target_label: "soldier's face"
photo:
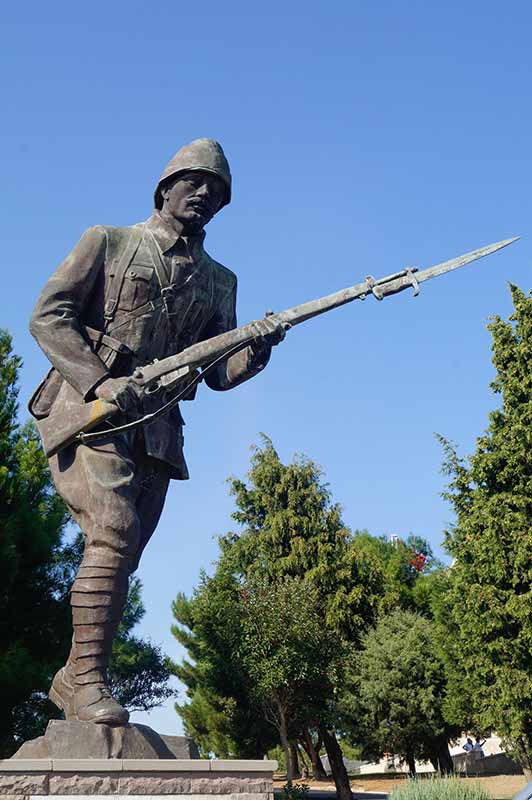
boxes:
[161,170,226,231]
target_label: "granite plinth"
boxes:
[0,757,277,797]
[12,722,199,761]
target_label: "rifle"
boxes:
[39,236,518,458]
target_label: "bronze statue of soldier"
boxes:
[29,139,285,726]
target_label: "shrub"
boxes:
[389,777,490,800]
[278,782,310,800]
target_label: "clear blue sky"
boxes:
[2,1,531,733]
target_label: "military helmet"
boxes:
[154,138,232,210]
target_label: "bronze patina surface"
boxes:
[29,138,284,726]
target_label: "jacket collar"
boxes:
[145,211,206,254]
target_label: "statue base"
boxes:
[0,748,276,798]
[11,720,199,760]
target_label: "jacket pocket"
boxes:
[118,263,155,311]
[28,368,64,419]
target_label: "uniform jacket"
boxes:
[29,212,268,479]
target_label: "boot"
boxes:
[50,564,130,725]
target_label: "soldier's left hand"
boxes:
[251,314,287,348]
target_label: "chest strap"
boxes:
[104,229,144,322]
[145,229,178,317]
[106,296,165,334]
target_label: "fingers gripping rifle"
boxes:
[43,236,518,457]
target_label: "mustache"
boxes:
[187,199,212,215]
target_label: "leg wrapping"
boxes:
[69,569,129,687]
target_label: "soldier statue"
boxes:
[29,139,285,726]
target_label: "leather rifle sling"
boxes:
[145,228,176,316]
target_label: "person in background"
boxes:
[473,737,486,757]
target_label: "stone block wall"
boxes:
[0,758,277,798]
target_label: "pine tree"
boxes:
[438,285,532,774]
[172,569,279,759]
[344,609,458,775]
[0,329,70,756]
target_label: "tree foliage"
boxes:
[221,437,384,643]
[437,284,532,770]
[172,435,449,789]
[352,532,438,618]
[343,609,458,775]
[172,566,279,758]
[239,576,341,782]
[0,329,71,756]
[172,436,387,799]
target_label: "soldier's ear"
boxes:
[160,176,177,203]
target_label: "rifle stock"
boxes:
[38,398,119,457]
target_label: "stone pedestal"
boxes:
[12,721,199,761]
[0,757,277,798]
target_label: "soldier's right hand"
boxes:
[95,377,139,413]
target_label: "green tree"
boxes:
[172,566,279,759]
[353,532,438,617]
[239,576,341,784]
[437,284,532,775]
[172,437,385,800]
[0,329,71,756]
[344,609,458,775]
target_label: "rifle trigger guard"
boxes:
[364,275,383,301]
[132,365,161,395]
[405,267,420,296]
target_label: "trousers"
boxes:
[49,430,170,697]
[50,430,171,574]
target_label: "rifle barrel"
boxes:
[276,281,369,327]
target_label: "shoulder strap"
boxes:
[145,228,172,288]
[144,229,178,317]
[104,227,144,323]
